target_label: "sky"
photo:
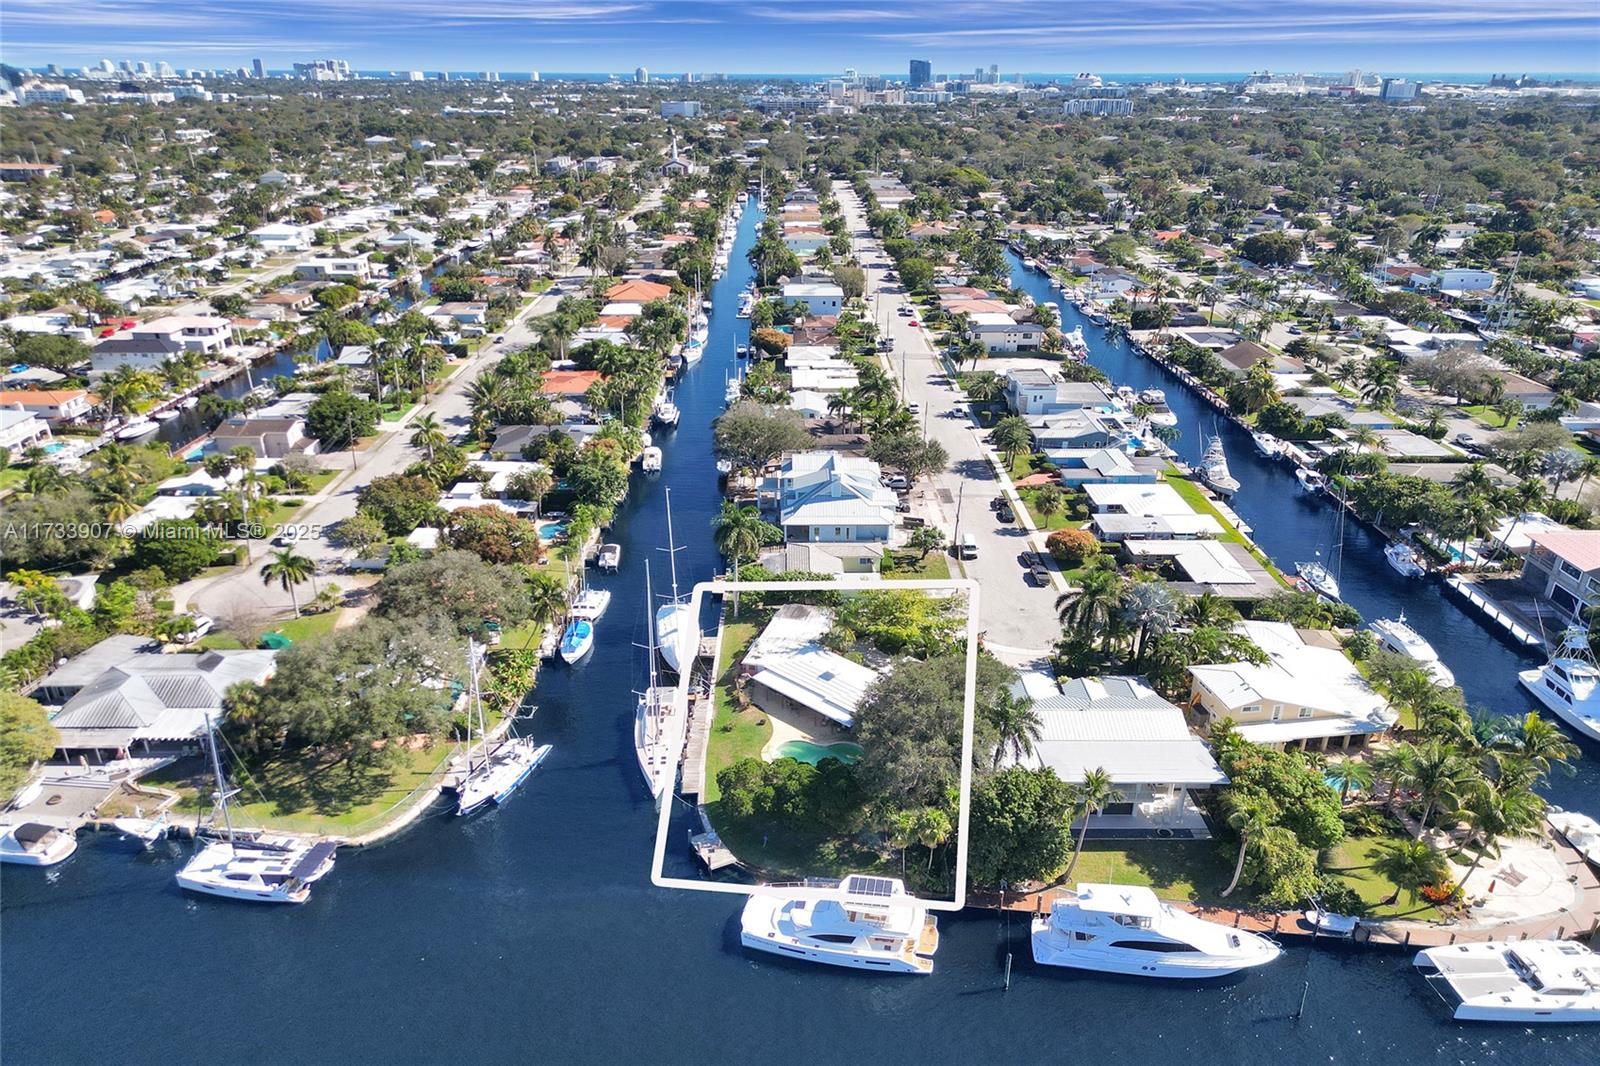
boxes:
[4,0,1598,76]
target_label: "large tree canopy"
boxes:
[373,550,533,634]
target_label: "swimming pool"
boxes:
[776,740,863,766]
[42,442,66,454]
[538,522,567,540]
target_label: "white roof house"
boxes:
[1189,621,1397,751]
[768,451,897,544]
[782,281,844,316]
[741,605,878,728]
[1086,482,1224,541]
[249,222,313,252]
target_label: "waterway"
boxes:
[1,219,1595,1066]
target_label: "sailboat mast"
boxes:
[644,561,659,746]
[202,714,235,842]
[664,488,681,602]
[467,639,487,773]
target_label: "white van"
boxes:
[956,534,978,560]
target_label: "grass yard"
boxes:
[1459,405,1517,430]
[703,615,766,803]
[708,800,898,884]
[1066,840,1243,905]
[1165,468,1290,585]
[1321,833,1445,922]
[143,739,456,833]
[882,550,951,580]
[263,609,342,644]
[1016,486,1078,531]
[0,466,26,495]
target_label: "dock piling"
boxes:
[1004,952,1012,992]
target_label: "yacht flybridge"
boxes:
[1030,883,1281,979]
[1199,436,1240,497]
[1415,941,1600,1022]
[740,875,940,974]
[1518,628,1600,742]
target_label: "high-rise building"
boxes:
[909,59,931,88]
[157,61,175,78]
[252,58,265,78]
[634,67,649,84]
[1380,77,1420,102]
[97,59,115,74]
[135,61,152,75]
[529,71,540,82]
[404,70,424,81]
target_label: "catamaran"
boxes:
[454,640,552,817]
[655,489,698,675]
[1031,883,1281,979]
[1369,614,1455,687]
[635,562,686,800]
[740,875,940,974]
[1199,436,1240,497]
[1415,941,1600,1022]
[175,717,336,904]
[1518,628,1600,742]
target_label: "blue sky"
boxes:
[5,0,1598,75]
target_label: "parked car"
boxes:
[1029,563,1052,587]
[173,613,215,644]
[955,534,979,560]
[885,474,909,490]
[991,495,1007,511]
[906,403,920,415]
[902,515,927,529]
[997,504,1015,524]
[895,498,912,513]
[1452,431,1475,446]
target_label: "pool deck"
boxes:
[759,701,852,762]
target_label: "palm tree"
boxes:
[261,547,316,618]
[1373,742,1419,813]
[1181,589,1238,628]
[1060,768,1122,884]
[1372,839,1451,907]
[1493,478,1546,560]
[1055,568,1125,652]
[712,502,770,608]
[1404,740,1474,839]
[913,807,952,871]
[986,689,1043,770]
[1544,447,1584,499]
[1325,757,1374,804]
[1457,782,1544,891]
[1359,359,1402,409]
[1219,792,1273,897]
[23,464,67,496]
[1450,461,1495,498]
[1493,711,1579,780]
[991,415,1033,470]
[409,412,448,460]
[1121,577,1181,665]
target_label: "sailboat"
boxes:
[655,489,698,675]
[175,717,336,904]
[455,640,552,816]
[1296,554,1341,601]
[559,561,606,663]
[635,562,687,799]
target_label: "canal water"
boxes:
[2,218,1595,1066]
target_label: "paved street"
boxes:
[837,189,1062,661]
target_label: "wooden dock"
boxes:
[679,618,727,799]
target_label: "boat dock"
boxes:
[678,630,726,799]
[689,826,739,871]
[1443,575,1547,650]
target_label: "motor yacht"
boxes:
[653,397,680,427]
[1251,431,1284,458]
[1031,883,1280,978]
[1518,628,1600,742]
[114,418,159,441]
[1115,384,1137,404]
[740,875,939,974]
[558,618,594,664]
[1296,560,1341,601]
[1369,614,1455,687]
[641,446,663,474]
[0,822,78,866]
[1385,541,1427,578]
[1414,941,1600,1022]
[1295,467,1327,494]
[1061,326,1089,359]
[1199,436,1240,497]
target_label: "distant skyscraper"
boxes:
[98,59,115,74]
[405,70,424,81]
[909,59,931,88]
[529,71,540,82]
[635,67,648,84]
[252,58,265,78]
[157,61,175,78]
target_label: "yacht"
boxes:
[153,409,181,422]
[0,822,78,866]
[1061,326,1089,359]
[1518,628,1600,742]
[1369,615,1455,687]
[1547,807,1600,868]
[1414,941,1600,1023]
[1146,405,1178,428]
[570,587,611,621]
[725,377,743,405]
[453,640,552,816]
[736,293,754,319]
[1199,436,1240,497]
[1251,431,1284,458]
[596,543,622,573]
[641,446,663,474]
[635,562,687,799]
[740,875,940,974]
[1031,884,1281,979]
[1138,388,1166,406]
[1384,541,1427,578]
[1295,467,1327,494]
[114,418,159,441]
[1296,560,1341,601]
[175,718,335,904]
[558,618,594,664]
[653,396,680,427]
[654,490,698,675]
[112,811,169,847]
[1115,384,1137,404]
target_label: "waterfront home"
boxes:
[1004,368,1113,417]
[968,312,1045,353]
[211,399,316,459]
[765,451,897,544]
[379,228,436,251]
[1028,410,1122,452]
[130,315,231,355]
[1120,540,1279,600]
[1050,448,1161,487]
[0,404,51,459]
[537,369,604,399]
[1519,529,1600,624]
[1214,341,1303,378]
[0,388,93,425]
[759,542,886,576]
[740,605,878,730]
[1085,482,1225,542]
[605,279,673,304]
[249,222,314,253]
[1006,673,1226,837]
[1188,621,1397,753]
[781,281,844,316]
[433,302,488,326]
[295,254,372,282]
[34,634,277,762]
[488,422,600,460]
[90,333,185,373]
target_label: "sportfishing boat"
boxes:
[1295,467,1326,494]
[641,446,662,474]
[1369,614,1455,687]
[1547,807,1600,868]
[654,489,698,675]
[596,543,622,573]
[635,562,686,800]
[653,394,680,427]
[0,822,78,866]
[558,618,594,664]
[1061,326,1089,359]
[1296,559,1341,601]
[1031,883,1280,979]
[740,874,939,975]
[1199,436,1240,497]
[455,644,552,816]
[1251,431,1284,458]
[153,409,181,422]
[1385,541,1427,578]
[1414,941,1600,1023]
[175,718,335,904]
[1518,628,1600,742]
[570,587,611,621]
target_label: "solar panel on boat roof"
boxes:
[844,875,894,897]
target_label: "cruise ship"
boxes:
[740,875,939,974]
[1031,884,1281,979]
[1415,941,1600,1022]
[1518,628,1600,742]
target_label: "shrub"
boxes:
[1046,527,1100,567]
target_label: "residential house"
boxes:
[968,312,1045,353]
[1084,481,1225,542]
[295,254,372,282]
[1215,340,1303,378]
[249,222,313,253]
[1189,621,1397,752]
[1520,529,1600,624]
[0,404,51,458]
[0,388,93,425]
[1050,448,1160,487]
[766,451,897,544]
[1029,410,1124,455]
[379,228,436,251]
[740,605,878,729]
[130,315,230,355]
[1004,368,1112,416]
[91,333,185,373]
[781,281,844,316]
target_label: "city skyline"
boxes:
[3,0,1597,75]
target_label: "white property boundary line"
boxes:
[650,577,981,913]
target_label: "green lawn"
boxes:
[1164,468,1290,586]
[703,615,766,803]
[1459,405,1517,429]
[882,550,951,580]
[1016,486,1078,531]
[1067,840,1244,905]
[299,470,340,494]
[1321,833,1446,922]
[263,609,342,644]
[142,740,456,834]
[496,619,552,652]
[0,467,26,495]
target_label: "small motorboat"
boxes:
[1384,541,1427,578]
[0,822,77,866]
[716,458,734,478]
[558,619,594,664]
[178,396,200,410]
[1251,431,1284,458]
[1303,900,1359,939]
[641,446,663,474]
[597,543,622,573]
[653,399,680,427]
[1296,560,1341,601]
[112,811,169,847]
[1295,467,1326,494]
[153,409,181,422]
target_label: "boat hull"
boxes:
[1030,921,1279,978]
[739,930,931,975]
[1518,670,1600,742]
